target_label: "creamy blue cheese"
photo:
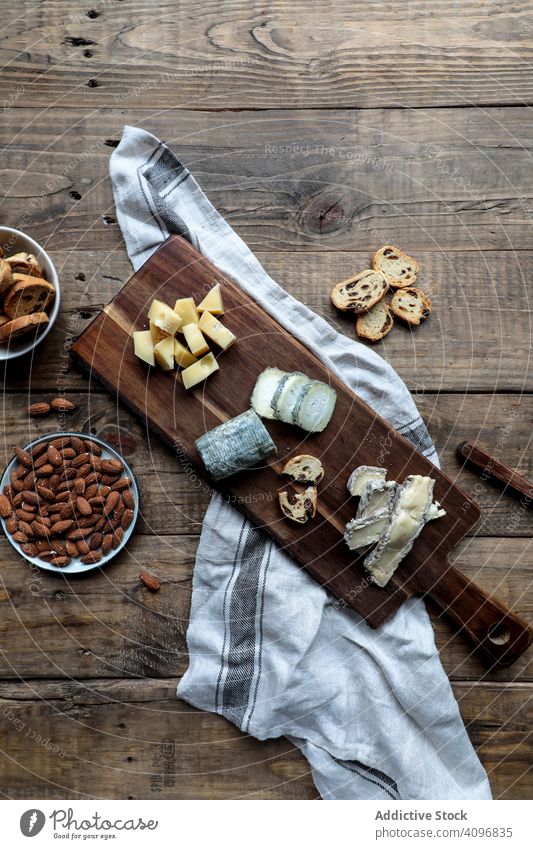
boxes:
[195,409,276,480]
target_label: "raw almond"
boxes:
[120,510,135,530]
[70,436,86,453]
[21,543,38,557]
[21,490,40,505]
[27,402,50,417]
[74,478,85,495]
[76,496,92,516]
[122,490,134,509]
[12,530,28,543]
[76,539,90,556]
[47,444,62,466]
[22,471,36,489]
[85,484,98,499]
[90,533,103,551]
[0,494,11,518]
[80,552,101,565]
[104,491,120,513]
[18,520,34,537]
[50,540,67,556]
[50,437,71,450]
[50,397,77,412]
[65,541,78,557]
[35,464,54,477]
[140,572,160,592]
[66,527,92,540]
[16,508,35,523]
[13,446,32,467]
[111,477,132,492]
[101,458,123,474]
[32,522,50,538]
[6,516,17,533]
[101,533,113,555]
[36,486,55,502]
[31,442,48,458]
[48,556,70,567]
[84,439,102,455]
[71,452,91,468]
[50,520,74,535]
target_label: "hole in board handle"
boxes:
[487,623,511,646]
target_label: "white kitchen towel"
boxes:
[110,126,491,800]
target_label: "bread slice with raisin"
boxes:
[371,245,419,288]
[282,455,324,485]
[356,299,393,342]
[3,274,55,320]
[390,287,431,326]
[331,269,388,314]
[278,486,317,523]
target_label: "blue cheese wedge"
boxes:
[363,475,435,587]
[195,409,276,480]
[347,466,387,497]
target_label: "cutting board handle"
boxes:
[427,564,532,666]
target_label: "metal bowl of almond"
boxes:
[0,432,139,574]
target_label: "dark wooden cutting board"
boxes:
[72,235,532,666]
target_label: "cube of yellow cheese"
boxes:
[182,322,210,357]
[149,320,168,345]
[174,338,197,369]
[181,352,219,390]
[147,299,182,335]
[174,297,199,327]
[198,311,236,350]
[197,283,224,316]
[153,335,176,371]
[133,330,155,366]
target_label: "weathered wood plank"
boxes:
[0,534,530,681]
[2,391,533,538]
[2,2,533,109]
[3,248,533,393]
[3,107,533,252]
[0,678,530,799]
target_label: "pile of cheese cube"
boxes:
[132,283,236,389]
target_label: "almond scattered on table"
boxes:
[139,571,161,592]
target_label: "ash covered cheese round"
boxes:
[195,409,276,480]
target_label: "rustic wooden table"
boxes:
[0,1,532,800]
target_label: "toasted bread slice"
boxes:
[331,269,388,314]
[390,287,431,326]
[371,245,419,288]
[282,455,324,485]
[0,259,13,295]
[0,311,49,342]
[3,274,55,319]
[356,299,394,342]
[5,252,43,278]
[278,486,317,524]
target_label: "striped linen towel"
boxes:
[110,126,491,800]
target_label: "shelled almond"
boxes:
[1,437,136,568]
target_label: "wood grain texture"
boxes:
[3,107,533,254]
[0,678,530,799]
[0,533,530,682]
[4,247,533,394]
[3,390,533,539]
[1,0,531,798]
[71,235,531,663]
[2,2,533,109]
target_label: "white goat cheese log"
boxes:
[251,368,336,433]
[195,409,276,480]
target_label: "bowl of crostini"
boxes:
[0,226,60,361]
